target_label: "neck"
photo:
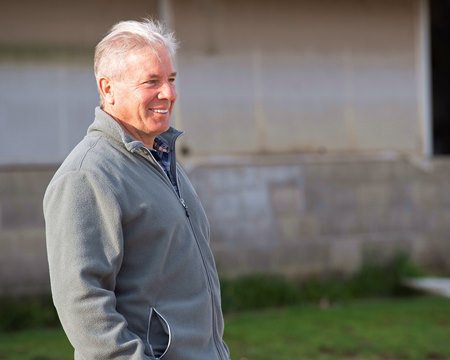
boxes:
[103,109,156,148]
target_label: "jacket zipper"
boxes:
[164,135,226,359]
[142,148,189,215]
[177,179,227,360]
[140,146,226,359]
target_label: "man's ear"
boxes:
[98,77,114,105]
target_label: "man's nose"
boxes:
[158,82,176,101]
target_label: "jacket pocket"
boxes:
[147,307,172,359]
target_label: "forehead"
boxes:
[124,46,175,77]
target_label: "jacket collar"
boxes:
[89,107,183,153]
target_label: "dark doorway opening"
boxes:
[430,0,450,155]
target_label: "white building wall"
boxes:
[174,0,424,157]
[0,0,426,164]
[0,63,98,165]
[0,0,158,165]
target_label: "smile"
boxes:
[151,108,169,114]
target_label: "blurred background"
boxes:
[1,0,450,295]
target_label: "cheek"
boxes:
[116,90,133,108]
[143,90,158,102]
[170,89,177,107]
[172,86,177,100]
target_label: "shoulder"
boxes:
[45,135,125,200]
[54,132,130,177]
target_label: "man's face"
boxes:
[106,45,177,146]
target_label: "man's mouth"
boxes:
[150,108,169,114]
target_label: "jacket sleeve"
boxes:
[44,170,150,360]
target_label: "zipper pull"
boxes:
[180,198,190,217]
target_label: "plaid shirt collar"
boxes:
[152,136,170,154]
[149,136,171,173]
[148,136,179,194]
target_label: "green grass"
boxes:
[225,296,450,360]
[0,296,448,360]
[220,254,426,314]
[0,328,72,360]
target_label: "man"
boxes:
[44,19,230,360]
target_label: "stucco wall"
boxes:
[174,0,423,156]
[0,0,425,166]
[0,0,158,46]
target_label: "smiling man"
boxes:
[44,19,230,360]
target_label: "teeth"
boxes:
[152,109,168,114]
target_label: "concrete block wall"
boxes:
[188,155,450,278]
[1,155,450,294]
[0,168,54,295]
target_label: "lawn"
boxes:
[0,296,448,360]
[225,296,450,360]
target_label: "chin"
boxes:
[153,124,171,137]
[161,120,171,131]
[145,117,170,132]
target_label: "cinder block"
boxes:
[329,238,362,274]
[270,183,304,214]
[0,229,49,295]
[275,215,301,244]
[1,197,45,229]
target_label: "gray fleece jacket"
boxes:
[44,108,230,360]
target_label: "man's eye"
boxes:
[169,77,176,83]
[146,80,159,86]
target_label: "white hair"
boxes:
[94,18,178,103]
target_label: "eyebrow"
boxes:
[147,72,177,78]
